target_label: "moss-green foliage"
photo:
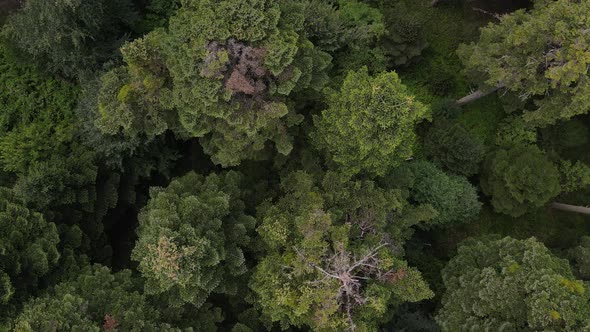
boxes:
[0,187,59,321]
[424,120,485,176]
[312,67,427,177]
[12,265,185,331]
[458,0,590,126]
[436,236,590,331]
[0,43,79,175]
[251,171,433,331]
[2,0,136,78]
[481,145,561,217]
[132,171,256,307]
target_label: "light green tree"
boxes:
[250,171,433,331]
[312,67,427,177]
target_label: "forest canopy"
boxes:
[2,0,590,331]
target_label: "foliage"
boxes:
[251,171,433,331]
[559,160,590,194]
[0,188,59,319]
[481,144,561,217]
[312,67,427,177]
[436,236,590,331]
[132,171,256,307]
[423,120,485,176]
[12,265,183,331]
[2,0,136,78]
[0,43,79,174]
[390,161,481,229]
[135,0,180,33]
[97,0,332,167]
[458,0,590,126]
[568,236,590,280]
[380,1,428,67]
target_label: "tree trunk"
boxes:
[550,202,590,216]
[456,84,505,106]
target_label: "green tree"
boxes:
[423,120,485,177]
[481,145,561,217]
[568,236,590,280]
[457,0,590,126]
[404,161,481,229]
[97,0,332,167]
[0,187,59,320]
[2,0,136,78]
[250,171,433,331]
[131,171,256,307]
[436,236,590,331]
[13,265,184,331]
[312,67,427,176]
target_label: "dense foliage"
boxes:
[2,0,590,331]
[437,236,590,331]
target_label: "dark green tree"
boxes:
[457,0,590,126]
[131,171,256,307]
[436,236,590,331]
[423,120,485,177]
[312,67,427,177]
[0,187,59,321]
[250,171,433,331]
[568,236,590,280]
[405,161,481,229]
[481,145,561,217]
[12,265,186,331]
[2,0,136,78]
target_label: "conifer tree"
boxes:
[0,187,59,321]
[132,171,256,307]
[437,236,590,331]
[312,67,427,177]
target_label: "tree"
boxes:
[312,67,427,177]
[12,265,186,331]
[481,144,561,217]
[423,120,485,176]
[131,171,256,307]
[250,171,433,331]
[568,236,590,280]
[457,0,590,126]
[404,161,481,229]
[436,236,590,331]
[2,0,136,78]
[0,187,59,321]
[97,0,332,167]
